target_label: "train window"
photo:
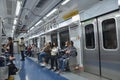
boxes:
[40,37,45,48]
[102,18,117,49]
[60,30,70,49]
[85,24,95,49]
[51,33,57,44]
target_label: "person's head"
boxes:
[52,42,57,47]
[20,37,24,42]
[48,42,52,47]
[45,43,50,47]
[32,44,35,47]
[21,37,24,40]
[7,37,13,42]
[65,41,70,47]
[70,41,74,46]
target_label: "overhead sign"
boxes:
[63,10,79,20]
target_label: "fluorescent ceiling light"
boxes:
[46,8,58,17]
[115,14,120,17]
[30,27,34,30]
[118,0,120,6]
[13,26,16,30]
[12,30,14,33]
[61,0,70,5]
[16,1,21,16]
[35,20,42,26]
[13,19,17,25]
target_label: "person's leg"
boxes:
[45,54,51,64]
[61,59,66,71]
[55,56,59,70]
[29,51,32,57]
[58,58,63,71]
[39,52,46,63]
[50,56,54,69]
[21,51,25,60]
[11,53,14,57]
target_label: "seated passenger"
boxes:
[39,43,51,66]
[58,41,77,73]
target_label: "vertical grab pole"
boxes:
[0,18,2,56]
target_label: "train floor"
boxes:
[13,54,109,80]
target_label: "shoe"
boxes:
[40,63,46,66]
[56,70,62,74]
[54,69,59,72]
[49,68,54,70]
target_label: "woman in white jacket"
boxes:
[49,42,59,71]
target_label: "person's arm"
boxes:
[6,42,9,47]
[5,42,10,50]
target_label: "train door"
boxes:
[82,19,100,75]
[82,12,120,80]
[59,29,70,49]
[98,12,120,80]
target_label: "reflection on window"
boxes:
[85,24,95,49]
[102,18,117,49]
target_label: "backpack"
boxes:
[70,47,78,57]
[71,51,77,57]
[8,63,18,75]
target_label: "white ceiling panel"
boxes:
[0,0,104,38]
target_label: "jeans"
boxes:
[39,52,46,63]
[59,57,68,71]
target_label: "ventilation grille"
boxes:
[36,0,48,8]
[6,0,12,15]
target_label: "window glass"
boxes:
[102,18,117,49]
[85,24,95,49]
[60,30,70,49]
[51,33,57,44]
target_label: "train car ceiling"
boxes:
[0,0,108,38]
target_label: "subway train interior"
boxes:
[0,0,120,80]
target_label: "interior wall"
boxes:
[69,21,83,67]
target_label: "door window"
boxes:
[102,18,117,49]
[85,24,95,49]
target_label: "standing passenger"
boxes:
[6,37,14,57]
[19,37,25,61]
[49,42,59,71]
